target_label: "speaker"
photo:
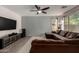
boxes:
[21,29,26,38]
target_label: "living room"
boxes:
[0,5,79,53]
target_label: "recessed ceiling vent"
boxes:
[61,6,67,9]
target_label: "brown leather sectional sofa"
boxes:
[45,30,79,40]
[30,30,79,53]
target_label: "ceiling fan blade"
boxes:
[42,7,50,10]
[35,5,40,10]
[42,11,47,14]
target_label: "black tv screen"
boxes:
[0,17,16,30]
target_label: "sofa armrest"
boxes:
[45,33,61,40]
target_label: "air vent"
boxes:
[61,6,67,8]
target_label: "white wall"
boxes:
[22,16,52,36]
[0,6,21,37]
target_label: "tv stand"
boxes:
[0,33,21,49]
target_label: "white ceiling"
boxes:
[2,5,76,16]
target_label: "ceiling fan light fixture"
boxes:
[31,5,50,15]
[37,10,42,13]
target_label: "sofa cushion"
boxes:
[67,32,77,39]
[75,33,79,38]
[63,31,68,37]
[59,31,67,36]
[57,30,62,34]
[65,32,71,38]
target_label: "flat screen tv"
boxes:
[0,17,16,30]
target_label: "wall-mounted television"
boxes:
[0,17,16,30]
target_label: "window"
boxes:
[69,14,79,25]
[64,11,79,32]
[64,16,69,31]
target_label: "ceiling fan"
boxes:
[31,5,50,14]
